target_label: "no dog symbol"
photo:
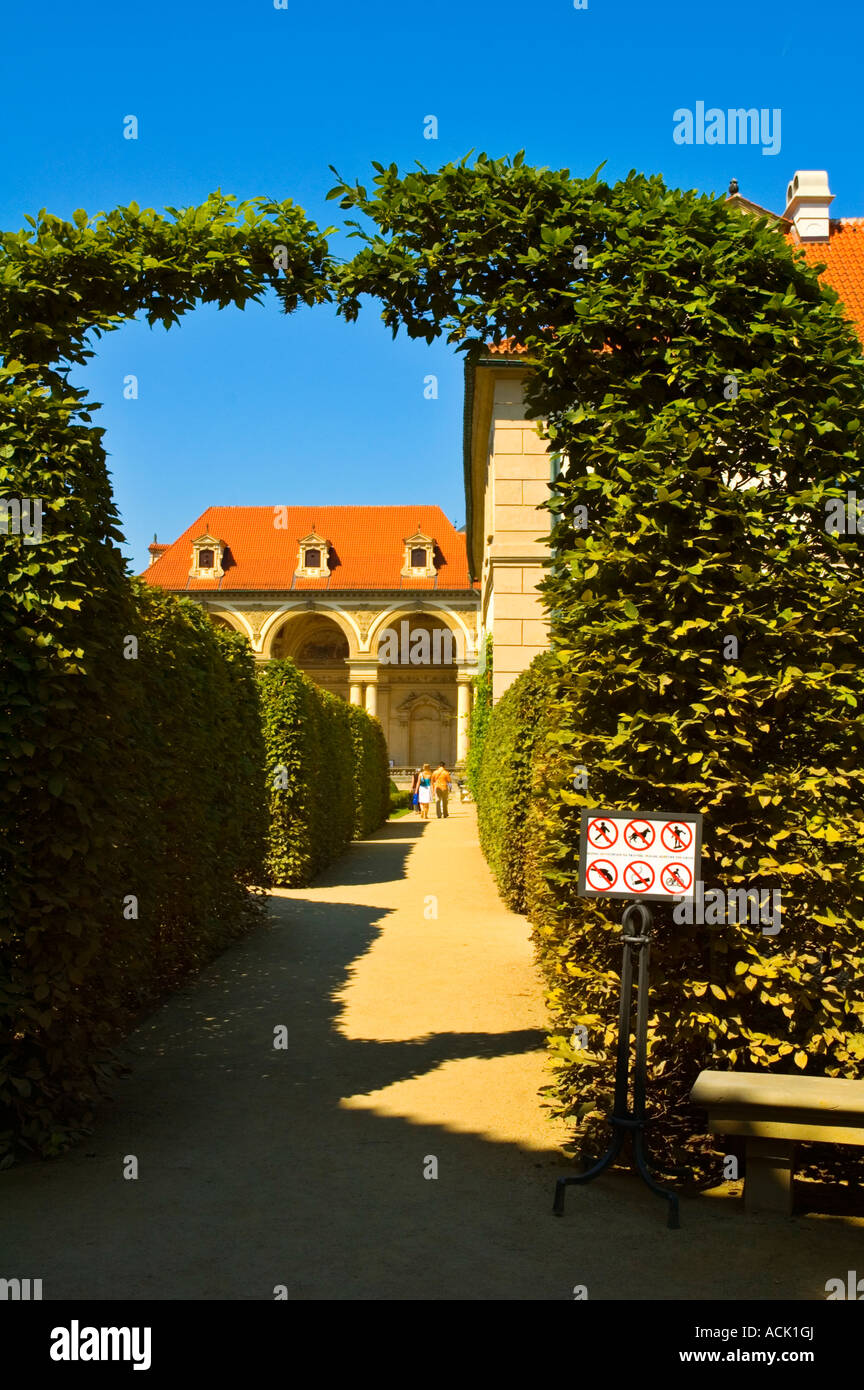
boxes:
[625,818,655,851]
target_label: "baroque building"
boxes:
[141,505,479,767]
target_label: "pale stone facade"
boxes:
[464,354,552,702]
[207,597,478,767]
[142,506,480,768]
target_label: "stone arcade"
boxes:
[142,505,479,767]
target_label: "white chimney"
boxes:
[783,170,834,242]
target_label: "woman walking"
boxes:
[417,763,433,820]
[410,766,421,814]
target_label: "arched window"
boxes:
[304,548,321,569]
[198,548,215,569]
[410,547,427,569]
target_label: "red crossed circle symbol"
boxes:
[661,862,692,892]
[661,820,692,853]
[586,858,617,891]
[625,819,655,851]
[623,861,655,893]
[587,817,618,849]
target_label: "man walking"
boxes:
[433,763,452,819]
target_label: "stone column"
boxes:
[456,677,472,765]
[365,681,378,718]
[350,661,378,712]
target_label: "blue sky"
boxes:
[2,0,862,571]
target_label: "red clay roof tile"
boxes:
[140,506,478,593]
[791,219,864,345]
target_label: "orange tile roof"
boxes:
[790,219,864,345]
[139,505,478,593]
[486,337,531,356]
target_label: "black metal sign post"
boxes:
[552,901,681,1229]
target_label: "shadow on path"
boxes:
[2,818,861,1300]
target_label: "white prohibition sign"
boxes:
[660,861,692,893]
[623,860,655,893]
[586,817,618,849]
[586,858,617,891]
[661,820,693,853]
[624,818,655,851]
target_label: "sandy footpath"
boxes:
[1,805,860,1300]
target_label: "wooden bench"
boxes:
[690,1070,864,1213]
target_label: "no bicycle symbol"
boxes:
[586,858,618,890]
[660,862,692,893]
[586,818,618,849]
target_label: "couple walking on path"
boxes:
[411,762,452,820]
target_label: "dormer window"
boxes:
[189,533,225,579]
[401,530,436,578]
[296,531,331,579]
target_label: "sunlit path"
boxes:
[276,802,568,1151]
[2,806,861,1301]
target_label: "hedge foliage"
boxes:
[465,636,493,800]
[336,155,864,1178]
[349,702,391,838]
[474,655,554,914]
[130,586,269,988]
[0,585,268,1163]
[1,194,331,1161]
[259,661,389,886]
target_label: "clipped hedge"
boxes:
[348,702,390,837]
[0,584,268,1162]
[390,781,412,814]
[474,654,554,912]
[465,636,492,800]
[1,192,332,1162]
[259,661,388,886]
[130,585,269,990]
[474,651,864,1183]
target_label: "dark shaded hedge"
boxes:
[259,661,388,886]
[0,583,268,1163]
[131,586,269,988]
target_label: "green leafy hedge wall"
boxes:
[259,660,389,886]
[0,585,268,1163]
[465,636,493,799]
[474,654,553,912]
[348,702,391,838]
[0,192,333,1162]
